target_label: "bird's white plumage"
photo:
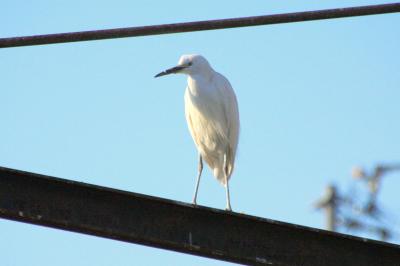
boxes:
[155,54,239,210]
[184,71,239,185]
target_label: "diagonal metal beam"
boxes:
[0,166,399,265]
[1,3,400,48]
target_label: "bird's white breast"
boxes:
[184,71,239,184]
[186,78,222,147]
[185,74,232,171]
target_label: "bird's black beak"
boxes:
[154,65,187,78]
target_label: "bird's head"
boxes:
[155,54,212,78]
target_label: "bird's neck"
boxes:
[187,73,215,96]
[188,67,215,83]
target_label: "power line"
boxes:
[0,3,399,48]
[1,166,400,265]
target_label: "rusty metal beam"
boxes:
[1,3,400,48]
[0,166,399,265]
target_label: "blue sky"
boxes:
[1,1,399,265]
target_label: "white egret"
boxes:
[155,54,239,211]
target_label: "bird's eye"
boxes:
[188,62,193,66]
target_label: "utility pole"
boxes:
[315,184,337,231]
[316,163,399,241]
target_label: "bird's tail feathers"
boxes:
[212,147,235,186]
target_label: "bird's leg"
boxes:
[192,154,203,205]
[224,154,232,211]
